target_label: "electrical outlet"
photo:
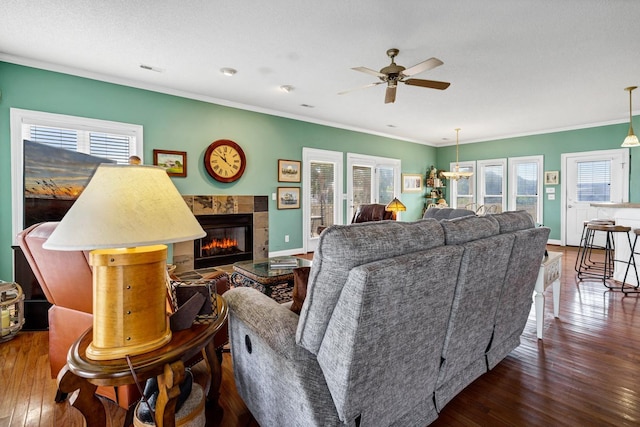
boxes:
[285,235,289,243]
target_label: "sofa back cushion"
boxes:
[316,245,465,425]
[491,210,536,233]
[423,207,475,220]
[296,219,445,354]
[487,222,550,368]
[436,216,513,388]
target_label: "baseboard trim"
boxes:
[269,248,306,258]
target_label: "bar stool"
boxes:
[574,219,615,275]
[577,222,635,290]
[622,228,640,294]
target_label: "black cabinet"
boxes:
[12,246,51,330]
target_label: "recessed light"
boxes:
[280,85,294,93]
[300,104,315,108]
[220,68,237,76]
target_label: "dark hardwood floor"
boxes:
[1,246,639,426]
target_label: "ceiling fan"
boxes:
[339,48,450,103]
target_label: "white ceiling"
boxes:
[1,0,639,147]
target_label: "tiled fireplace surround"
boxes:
[173,195,269,274]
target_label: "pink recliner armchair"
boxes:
[17,222,142,413]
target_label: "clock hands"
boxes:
[213,151,233,167]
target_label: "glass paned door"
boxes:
[309,161,336,238]
[303,148,343,253]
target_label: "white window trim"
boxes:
[477,158,507,213]
[10,108,143,245]
[449,160,476,209]
[508,155,544,223]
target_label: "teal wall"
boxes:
[436,126,640,240]
[0,61,435,281]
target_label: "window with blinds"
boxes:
[28,125,134,164]
[577,160,611,202]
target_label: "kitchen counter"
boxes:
[589,203,640,286]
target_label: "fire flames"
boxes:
[203,238,238,251]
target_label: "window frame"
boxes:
[477,158,507,213]
[449,160,476,209]
[10,108,143,245]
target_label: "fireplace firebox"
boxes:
[194,214,253,268]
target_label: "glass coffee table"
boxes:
[230,257,312,303]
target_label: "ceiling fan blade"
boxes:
[338,81,384,95]
[402,57,443,77]
[404,78,451,90]
[385,86,397,104]
[352,66,386,78]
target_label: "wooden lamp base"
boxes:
[87,245,172,361]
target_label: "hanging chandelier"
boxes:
[621,86,639,148]
[441,128,473,180]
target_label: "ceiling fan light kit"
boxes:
[621,86,639,147]
[340,48,451,103]
[441,128,473,181]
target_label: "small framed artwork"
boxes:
[545,171,559,185]
[277,187,300,209]
[402,173,423,193]
[153,149,187,177]
[278,159,301,182]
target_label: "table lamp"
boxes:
[43,164,205,361]
[385,197,406,220]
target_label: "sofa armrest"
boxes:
[225,287,312,361]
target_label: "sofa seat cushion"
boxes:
[296,219,445,354]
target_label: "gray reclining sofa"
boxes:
[225,211,550,426]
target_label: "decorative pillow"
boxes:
[290,266,311,315]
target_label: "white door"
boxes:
[346,154,400,221]
[303,148,343,253]
[562,149,629,246]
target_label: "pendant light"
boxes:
[621,86,639,148]
[441,128,473,180]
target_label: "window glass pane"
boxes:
[29,126,78,151]
[352,165,372,208]
[90,132,132,164]
[577,160,611,202]
[516,162,538,196]
[310,162,335,237]
[456,166,473,196]
[516,196,538,219]
[484,165,503,196]
[483,196,503,213]
[456,195,474,209]
[378,166,394,205]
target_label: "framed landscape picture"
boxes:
[153,149,187,177]
[278,159,301,182]
[277,187,300,209]
[402,173,423,193]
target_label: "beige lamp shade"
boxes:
[43,164,205,250]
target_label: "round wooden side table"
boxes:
[58,296,228,427]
